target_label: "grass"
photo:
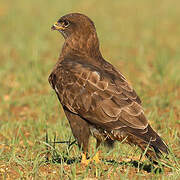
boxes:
[0,0,180,179]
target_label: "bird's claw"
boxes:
[81,152,100,165]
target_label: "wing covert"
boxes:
[49,58,148,131]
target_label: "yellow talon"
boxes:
[92,151,100,164]
[81,153,90,165]
[81,151,101,165]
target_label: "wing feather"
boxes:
[49,58,148,131]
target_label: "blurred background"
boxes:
[0,0,180,178]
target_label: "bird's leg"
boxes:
[85,138,101,164]
[81,139,101,165]
[92,139,101,163]
[81,137,90,165]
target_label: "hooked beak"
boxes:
[51,22,65,31]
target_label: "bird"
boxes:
[49,13,168,164]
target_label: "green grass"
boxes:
[0,0,180,179]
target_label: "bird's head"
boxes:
[51,13,96,39]
[51,13,101,58]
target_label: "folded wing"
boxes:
[49,58,148,131]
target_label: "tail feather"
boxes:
[146,125,168,154]
[127,124,168,158]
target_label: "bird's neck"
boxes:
[60,33,103,60]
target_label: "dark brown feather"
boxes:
[49,13,168,159]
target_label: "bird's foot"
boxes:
[92,151,100,164]
[81,151,100,165]
[81,153,90,165]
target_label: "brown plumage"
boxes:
[49,13,168,160]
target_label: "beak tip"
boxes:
[51,25,56,31]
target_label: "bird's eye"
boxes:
[63,20,70,27]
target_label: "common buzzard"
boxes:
[49,13,168,164]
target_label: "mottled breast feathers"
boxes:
[49,58,147,131]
